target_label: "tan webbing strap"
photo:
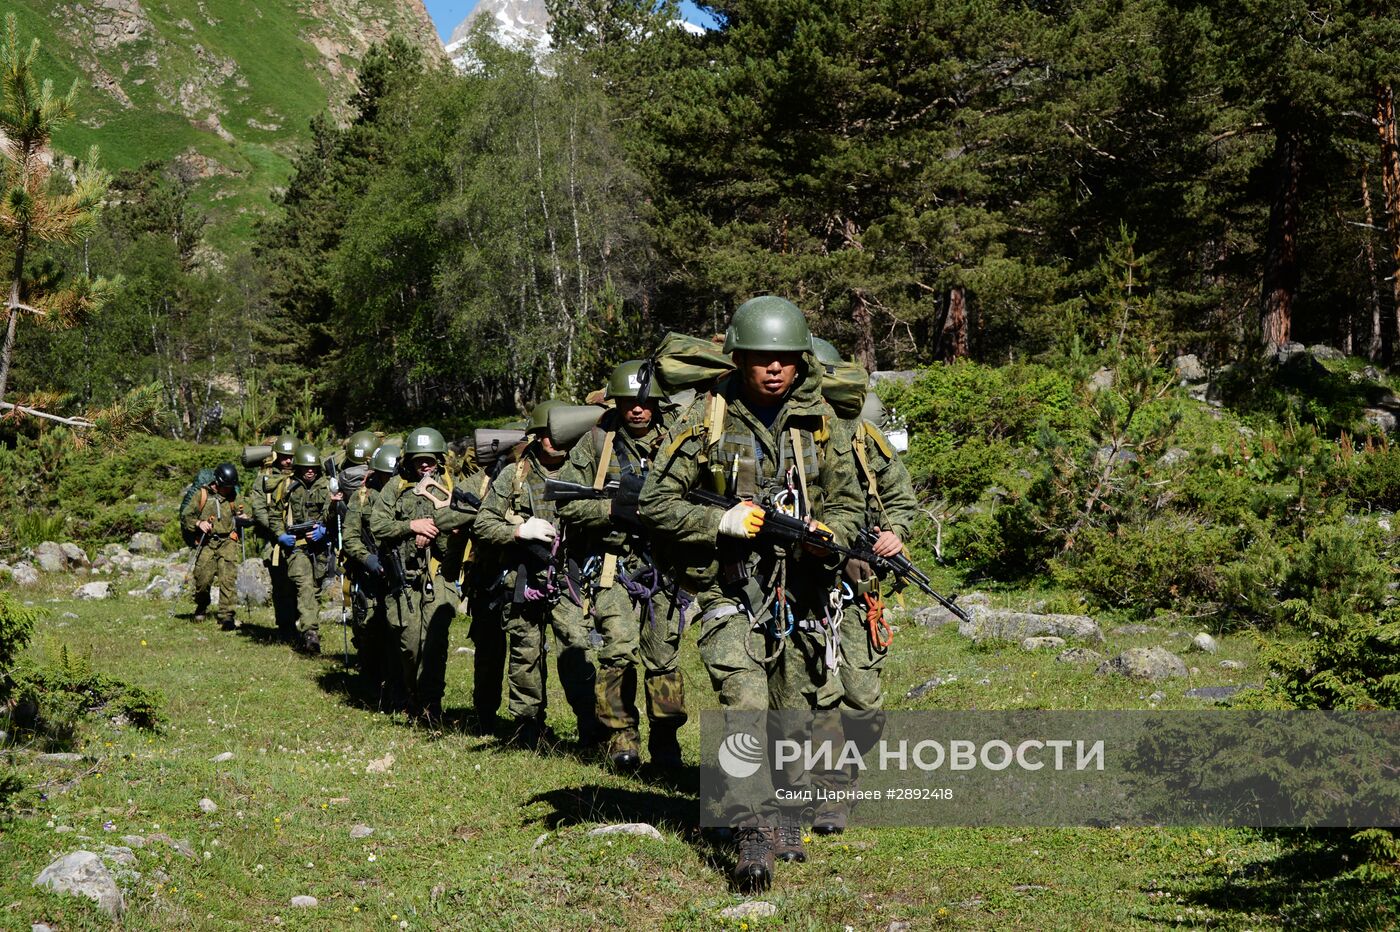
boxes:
[593,430,616,490]
[705,393,728,493]
[461,472,493,566]
[789,427,812,519]
[853,428,880,499]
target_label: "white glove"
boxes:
[718,502,765,539]
[516,517,557,543]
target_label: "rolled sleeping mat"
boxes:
[241,445,273,468]
[547,404,606,450]
[474,428,526,466]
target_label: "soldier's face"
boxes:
[412,456,437,477]
[299,466,318,483]
[622,400,654,433]
[738,351,801,403]
[276,454,292,470]
[538,434,564,459]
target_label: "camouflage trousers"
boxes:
[348,571,396,694]
[591,579,687,743]
[265,557,299,638]
[386,572,457,711]
[192,538,238,625]
[467,597,507,726]
[285,547,328,634]
[504,597,598,740]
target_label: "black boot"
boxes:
[732,826,775,892]
[773,814,807,863]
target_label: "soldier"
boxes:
[805,338,920,835]
[474,400,600,750]
[272,444,341,655]
[369,428,475,724]
[459,447,510,735]
[342,443,398,702]
[557,361,689,770]
[181,462,243,630]
[639,296,864,890]
[248,433,300,640]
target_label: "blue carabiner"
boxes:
[771,597,794,639]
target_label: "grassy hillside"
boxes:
[11,0,441,252]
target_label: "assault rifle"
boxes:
[685,488,854,558]
[854,527,970,623]
[543,478,620,502]
[543,475,645,528]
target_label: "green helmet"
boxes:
[293,444,321,468]
[723,295,812,354]
[606,359,668,402]
[370,443,401,475]
[527,399,567,434]
[273,433,299,458]
[345,430,378,466]
[811,337,843,368]
[403,427,447,458]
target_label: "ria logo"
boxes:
[717,731,764,779]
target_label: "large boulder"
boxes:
[1172,354,1207,383]
[127,532,162,554]
[33,542,67,573]
[959,608,1103,644]
[59,542,89,568]
[32,850,125,916]
[74,582,111,601]
[1096,647,1188,681]
[11,562,40,587]
[236,558,270,606]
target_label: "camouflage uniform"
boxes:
[343,482,393,690]
[270,475,335,636]
[369,472,474,715]
[180,485,240,627]
[473,447,598,741]
[557,411,688,760]
[459,463,508,730]
[248,468,299,637]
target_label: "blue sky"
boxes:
[422,1,716,42]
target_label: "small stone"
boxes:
[1219,660,1245,671]
[36,752,84,765]
[588,822,663,841]
[210,751,234,763]
[365,753,395,774]
[32,851,125,916]
[99,845,137,867]
[147,833,196,859]
[1191,632,1219,654]
[1089,367,1115,392]
[455,646,473,654]
[904,676,943,700]
[1148,691,1165,703]
[349,824,374,839]
[120,835,146,849]
[33,923,54,932]
[533,833,549,849]
[720,901,777,920]
[1020,636,1065,651]
[198,798,218,814]
[290,895,318,908]
[1056,647,1104,665]
[1157,447,1192,467]
[74,581,111,601]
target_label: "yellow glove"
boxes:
[719,502,766,538]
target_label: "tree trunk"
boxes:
[1260,123,1303,348]
[851,288,876,371]
[1378,85,1400,359]
[0,227,31,404]
[1360,162,1383,360]
[942,285,970,360]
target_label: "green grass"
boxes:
[2,578,1398,929]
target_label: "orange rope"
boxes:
[865,592,892,650]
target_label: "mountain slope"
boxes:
[10,0,443,251]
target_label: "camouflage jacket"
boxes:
[557,409,668,556]
[368,469,474,582]
[473,446,569,591]
[180,486,239,541]
[840,416,919,542]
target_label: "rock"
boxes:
[1097,647,1188,681]
[36,752,84,765]
[33,924,54,932]
[1021,636,1065,651]
[32,851,124,916]
[959,608,1103,644]
[318,607,339,623]
[120,835,146,849]
[365,753,395,774]
[198,798,218,814]
[99,844,137,867]
[720,901,777,920]
[914,605,962,628]
[33,542,68,573]
[588,822,663,840]
[235,558,270,606]
[1219,660,1246,671]
[1111,624,1155,636]
[210,751,234,763]
[1185,685,1248,703]
[146,833,196,859]
[905,676,943,699]
[1089,367,1115,392]
[1148,691,1165,702]
[1056,647,1104,665]
[1191,632,1219,654]
[290,895,318,908]
[1157,447,1191,468]
[1360,365,1383,382]
[1270,341,1307,364]
[1364,408,1397,433]
[11,562,39,587]
[75,581,111,601]
[1172,354,1207,383]
[131,556,165,576]
[1307,343,1345,361]
[127,532,162,554]
[349,824,374,839]
[60,542,89,567]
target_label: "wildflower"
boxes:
[368,854,377,863]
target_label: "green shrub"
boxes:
[1334,442,1400,513]
[0,592,40,679]
[10,644,165,733]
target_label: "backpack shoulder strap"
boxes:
[593,430,617,490]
